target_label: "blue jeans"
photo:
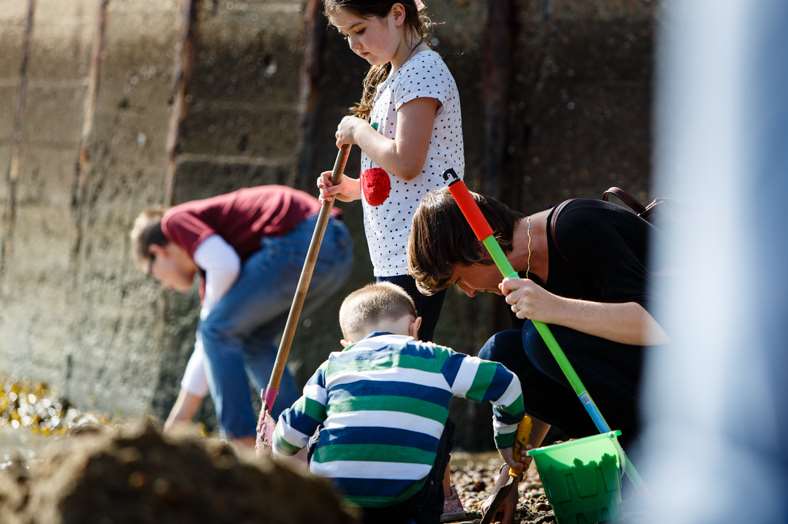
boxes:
[479,321,647,446]
[200,215,353,438]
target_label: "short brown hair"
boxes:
[129,208,168,270]
[339,282,417,340]
[408,188,524,295]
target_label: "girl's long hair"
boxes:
[324,1,433,120]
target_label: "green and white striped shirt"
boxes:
[273,332,525,508]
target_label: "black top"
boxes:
[523,199,656,311]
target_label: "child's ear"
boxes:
[149,243,166,257]
[339,338,352,348]
[390,2,406,26]
[408,316,423,339]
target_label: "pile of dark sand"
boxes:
[0,421,358,524]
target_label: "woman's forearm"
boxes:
[164,389,204,431]
[552,298,669,346]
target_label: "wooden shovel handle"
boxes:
[262,144,351,411]
[329,144,351,184]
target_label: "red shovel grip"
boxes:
[442,169,493,240]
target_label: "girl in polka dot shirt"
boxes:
[318,0,465,343]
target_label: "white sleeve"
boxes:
[193,234,241,312]
[181,337,209,397]
[185,235,239,397]
[393,52,452,110]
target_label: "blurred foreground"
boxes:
[0,418,357,524]
[1,379,560,524]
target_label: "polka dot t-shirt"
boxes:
[360,49,465,277]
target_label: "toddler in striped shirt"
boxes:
[273,282,525,524]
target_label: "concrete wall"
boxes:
[0,0,655,448]
[0,0,177,415]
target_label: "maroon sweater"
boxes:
[162,185,332,261]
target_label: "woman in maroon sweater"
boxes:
[130,185,353,446]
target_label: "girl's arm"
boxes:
[500,278,669,346]
[337,97,439,181]
[317,171,361,203]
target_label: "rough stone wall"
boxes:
[0,0,178,415]
[0,0,655,449]
[512,0,655,207]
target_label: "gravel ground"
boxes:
[450,452,555,524]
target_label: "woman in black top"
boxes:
[408,188,668,448]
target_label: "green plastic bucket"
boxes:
[527,431,623,524]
